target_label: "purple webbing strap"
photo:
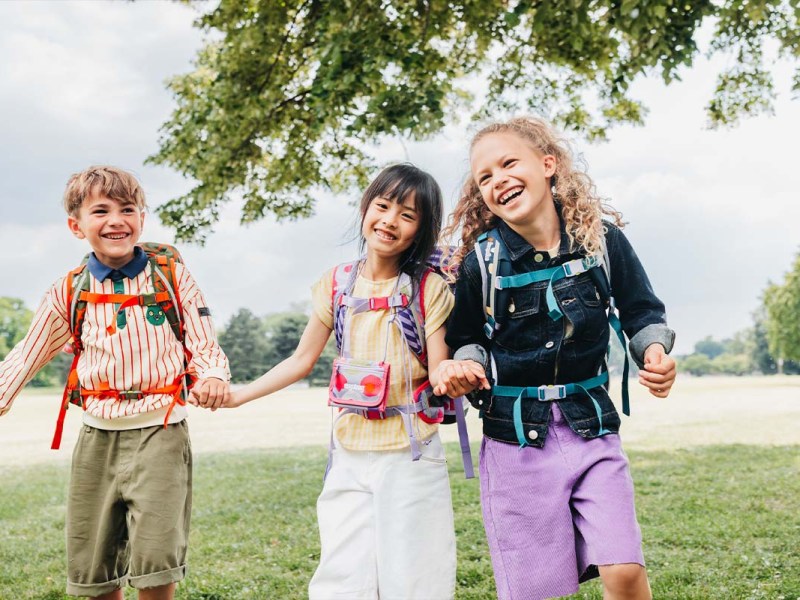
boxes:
[454,396,474,479]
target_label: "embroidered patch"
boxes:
[198,307,211,317]
[146,306,166,326]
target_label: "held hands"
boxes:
[188,377,230,411]
[434,359,491,397]
[638,343,677,398]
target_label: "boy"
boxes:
[0,166,230,599]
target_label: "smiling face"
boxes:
[68,191,144,268]
[470,131,557,228]
[361,192,420,265]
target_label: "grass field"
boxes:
[1,442,798,599]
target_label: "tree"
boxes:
[0,297,33,356]
[763,251,800,367]
[150,0,799,242]
[694,335,726,360]
[265,312,307,365]
[679,353,713,376]
[219,308,273,383]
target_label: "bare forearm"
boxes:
[234,354,315,405]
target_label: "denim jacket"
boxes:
[445,218,675,446]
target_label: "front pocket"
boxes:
[494,284,549,352]
[328,358,390,411]
[558,279,607,342]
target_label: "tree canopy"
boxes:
[763,251,800,365]
[150,0,798,241]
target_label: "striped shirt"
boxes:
[0,261,229,430]
[312,268,454,451]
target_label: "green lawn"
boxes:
[1,444,798,599]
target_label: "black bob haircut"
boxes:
[358,163,443,283]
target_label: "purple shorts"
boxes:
[480,404,644,600]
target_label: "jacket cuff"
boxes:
[453,344,489,371]
[197,367,230,383]
[453,344,491,410]
[629,324,676,369]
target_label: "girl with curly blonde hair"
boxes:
[435,117,677,600]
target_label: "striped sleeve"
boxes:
[175,263,230,382]
[0,279,72,416]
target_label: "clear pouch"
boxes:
[328,357,391,413]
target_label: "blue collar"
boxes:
[87,246,149,282]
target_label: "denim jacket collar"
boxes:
[495,204,571,262]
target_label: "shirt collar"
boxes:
[87,246,148,282]
[495,204,570,261]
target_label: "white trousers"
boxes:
[308,432,456,600]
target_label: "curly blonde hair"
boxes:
[442,117,623,273]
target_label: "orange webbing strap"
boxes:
[51,353,81,450]
[77,371,192,430]
[78,291,172,335]
[79,292,171,304]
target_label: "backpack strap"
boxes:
[475,229,512,339]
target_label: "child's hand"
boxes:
[434,359,490,397]
[189,377,230,411]
[638,344,676,398]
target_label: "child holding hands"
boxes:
[0,166,230,599]
[439,118,676,600]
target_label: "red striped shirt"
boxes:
[0,262,229,421]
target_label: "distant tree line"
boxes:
[0,298,72,387]
[218,304,337,386]
[678,249,800,376]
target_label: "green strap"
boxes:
[112,279,126,330]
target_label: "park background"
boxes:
[0,1,798,599]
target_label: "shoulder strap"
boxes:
[395,270,428,365]
[67,264,91,352]
[332,260,361,353]
[141,243,184,343]
[474,229,511,339]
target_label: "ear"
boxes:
[139,210,146,228]
[67,215,85,239]
[542,155,557,178]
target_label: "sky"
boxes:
[0,1,798,355]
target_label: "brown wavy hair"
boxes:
[442,117,623,274]
[63,166,147,216]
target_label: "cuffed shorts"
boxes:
[66,421,192,597]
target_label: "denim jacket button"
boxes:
[528,429,539,440]
[545,341,555,349]
[534,253,544,263]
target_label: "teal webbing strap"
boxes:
[608,311,630,416]
[496,256,601,322]
[495,372,610,447]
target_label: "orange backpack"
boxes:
[51,243,197,449]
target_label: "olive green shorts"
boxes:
[66,421,192,597]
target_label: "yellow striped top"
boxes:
[312,267,454,451]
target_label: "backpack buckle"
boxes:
[369,297,389,310]
[537,385,566,401]
[140,293,157,306]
